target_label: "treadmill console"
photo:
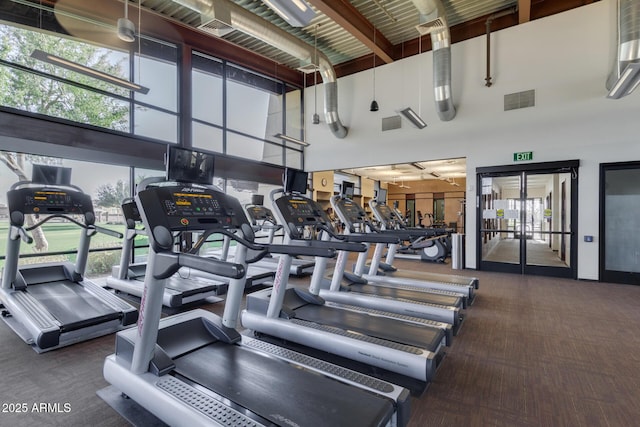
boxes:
[275,195,331,239]
[246,205,277,225]
[335,198,367,226]
[136,184,249,251]
[374,204,396,224]
[7,186,94,226]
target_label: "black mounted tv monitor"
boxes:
[376,188,387,204]
[32,164,72,186]
[341,181,355,199]
[251,194,264,206]
[283,168,308,194]
[166,145,215,185]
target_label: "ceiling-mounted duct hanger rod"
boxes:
[312,24,320,124]
[484,6,517,87]
[371,0,397,22]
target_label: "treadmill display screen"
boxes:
[375,204,395,223]
[247,206,274,222]
[277,197,328,225]
[338,199,366,224]
[162,192,226,217]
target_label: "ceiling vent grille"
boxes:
[382,116,402,131]
[196,3,234,37]
[504,89,535,111]
[198,18,235,37]
[296,63,320,74]
[416,17,447,35]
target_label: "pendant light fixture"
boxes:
[117,0,136,42]
[369,25,379,112]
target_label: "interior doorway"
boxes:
[476,160,578,278]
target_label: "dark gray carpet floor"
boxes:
[1,259,639,426]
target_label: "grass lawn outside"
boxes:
[0,221,148,274]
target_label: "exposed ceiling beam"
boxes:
[308,0,395,63]
[519,0,531,23]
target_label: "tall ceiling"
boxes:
[1,0,598,184]
[19,0,598,83]
[138,0,596,77]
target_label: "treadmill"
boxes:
[365,200,478,305]
[0,165,138,352]
[102,149,410,427]
[243,193,315,276]
[242,171,447,386]
[106,199,227,308]
[328,193,465,334]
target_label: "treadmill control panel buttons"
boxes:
[12,189,88,215]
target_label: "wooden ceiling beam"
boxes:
[335,0,594,79]
[308,0,395,63]
[519,0,531,23]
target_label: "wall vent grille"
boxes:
[382,115,402,131]
[504,89,535,111]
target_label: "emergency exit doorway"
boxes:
[476,160,578,278]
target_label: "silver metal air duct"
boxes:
[172,0,348,138]
[411,0,456,121]
[606,0,640,99]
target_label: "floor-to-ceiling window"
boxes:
[0,2,305,170]
[0,20,178,142]
[0,151,132,278]
[191,52,304,169]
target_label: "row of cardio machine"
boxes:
[0,146,479,426]
[100,147,480,426]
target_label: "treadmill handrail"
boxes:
[15,226,33,244]
[153,252,245,280]
[23,214,123,239]
[191,227,268,256]
[267,242,336,258]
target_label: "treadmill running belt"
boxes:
[26,281,119,330]
[173,342,393,427]
[163,275,219,296]
[349,284,459,306]
[294,304,443,351]
[386,269,473,287]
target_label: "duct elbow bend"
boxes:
[324,81,348,138]
[326,117,348,138]
[437,101,456,121]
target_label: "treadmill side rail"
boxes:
[2,289,60,348]
[242,309,441,382]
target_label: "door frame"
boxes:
[599,161,640,284]
[476,160,579,278]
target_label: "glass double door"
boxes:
[477,161,578,278]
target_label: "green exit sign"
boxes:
[514,151,533,161]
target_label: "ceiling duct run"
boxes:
[411,0,456,121]
[171,0,348,138]
[607,0,640,98]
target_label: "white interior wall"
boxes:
[304,0,640,280]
